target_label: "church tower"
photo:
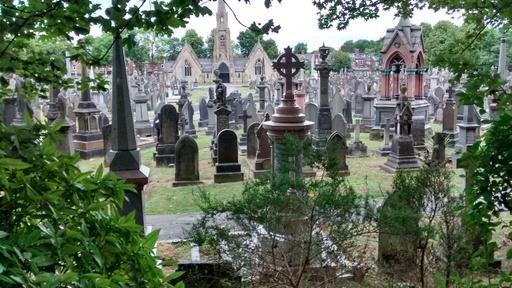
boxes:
[213,0,233,83]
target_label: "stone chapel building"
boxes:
[165,0,274,85]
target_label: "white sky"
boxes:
[94,0,463,51]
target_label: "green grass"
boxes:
[78,123,465,215]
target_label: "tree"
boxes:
[261,38,279,59]
[306,0,512,284]
[82,34,114,66]
[190,135,377,287]
[156,36,183,61]
[0,121,184,287]
[237,29,259,57]
[204,30,215,58]
[339,40,355,52]
[181,29,206,58]
[293,42,308,54]
[330,50,352,72]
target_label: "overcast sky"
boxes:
[94,0,463,51]
[171,0,463,51]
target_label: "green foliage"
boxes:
[340,38,383,53]
[237,28,279,59]
[181,29,206,58]
[0,121,181,287]
[190,135,377,287]
[330,50,352,72]
[293,42,308,54]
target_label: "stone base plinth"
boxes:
[348,141,368,157]
[155,154,175,167]
[172,180,203,187]
[378,145,391,156]
[155,143,175,166]
[214,172,244,183]
[214,163,244,183]
[136,126,154,137]
[73,138,104,160]
[380,153,420,173]
[252,168,270,179]
[333,169,350,177]
[111,165,150,227]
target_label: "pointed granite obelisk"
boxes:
[108,35,149,227]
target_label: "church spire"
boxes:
[216,0,228,29]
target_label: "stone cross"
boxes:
[238,109,252,132]
[446,87,456,99]
[272,46,304,99]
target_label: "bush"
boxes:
[0,121,178,287]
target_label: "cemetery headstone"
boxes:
[154,104,179,166]
[214,129,244,183]
[326,132,350,176]
[173,135,202,187]
[378,118,392,156]
[253,113,272,178]
[198,97,209,128]
[348,119,368,157]
[246,122,259,159]
[411,115,426,150]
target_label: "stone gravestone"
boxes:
[305,102,319,132]
[263,103,275,122]
[411,115,426,150]
[133,84,153,136]
[211,106,231,164]
[238,109,253,155]
[184,101,198,138]
[381,87,420,173]
[245,102,257,127]
[326,132,349,176]
[455,104,481,153]
[431,132,446,164]
[173,134,202,187]
[348,119,368,157]
[442,87,458,146]
[154,104,179,166]
[246,122,259,159]
[332,113,350,139]
[214,129,244,183]
[343,98,353,125]
[206,99,216,135]
[54,92,75,156]
[102,124,112,165]
[198,97,209,128]
[253,113,272,178]
[378,118,392,156]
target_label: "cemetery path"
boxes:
[147,213,202,241]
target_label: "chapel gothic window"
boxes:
[184,60,192,77]
[255,59,263,75]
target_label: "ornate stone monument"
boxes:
[133,82,153,136]
[263,47,313,176]
[73,64,104,159]
[314,45,333,148]
[442,87,458,146]
[381,86,420,173]
[455,104,481,153]
[107,36,149,227]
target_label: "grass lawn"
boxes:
[78,120,465,215]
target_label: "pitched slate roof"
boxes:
[382,17,424,53]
